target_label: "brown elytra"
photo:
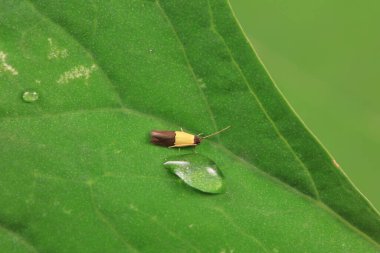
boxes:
[151,131,176,147]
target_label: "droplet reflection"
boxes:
[22,91,39,103]
[163,153,225,194]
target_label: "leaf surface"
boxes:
[0,0,379,252]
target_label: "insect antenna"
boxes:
[202,126,231,139]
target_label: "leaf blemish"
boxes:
[57,64,97,84]
[128,204,138,211]
[333,159,340,169]
[63,207,72,215]
[48,38,69,59]
[0,51,18,75]
[85,178,96,186]
[114,149,122,154]
[197,78,207,89]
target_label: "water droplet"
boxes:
[22,91,39,103]
[163,154,225,194]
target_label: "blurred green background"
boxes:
[229,0,380,210]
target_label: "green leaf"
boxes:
[0,0,379,252]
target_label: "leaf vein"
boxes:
[88,185,140,253]
[129,206,202,253]
[0,224,40,253]
[155,0,220,138]
[210,206,273,253]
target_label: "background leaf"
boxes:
[0,0,379,252]
[229,0,380,211]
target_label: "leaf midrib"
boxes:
[12,0,377,247]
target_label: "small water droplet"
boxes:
[22,91,39,103]
[163,154,225,194]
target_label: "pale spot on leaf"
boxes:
[0,51,18,75]
[114,149,122,154]
[85,178,96,186]
[198,78,207,89]
[57,64,97,84]
[63,207,72,215]
[48,38,69,59]
[333,159,340,169]
[129,204,138,211]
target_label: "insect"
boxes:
[151,126,230,148]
